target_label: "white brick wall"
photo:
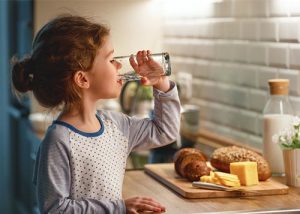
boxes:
[222,20,240,39]
[278,69,300,95]
[249,89,268,112]
[257,66,278,89]
[232,42,249,63]
[260,21,278,41]
[290,0,300,16]
[268,43,289,67]
[163,0,300,151]
[269,0,290,17]
[248,43,268,65]
[240,20,260,40]
[278,19,299,42]
[289,44,300,68]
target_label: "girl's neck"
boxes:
[58,102,100,133]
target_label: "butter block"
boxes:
[230,161,259,186]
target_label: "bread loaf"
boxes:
[174,148,209,181]
[210,146,271,181]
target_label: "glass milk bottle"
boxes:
[263,79,294,175]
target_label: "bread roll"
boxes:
[174,148,207,177]
[210,146,271,181]
[173,148,207,163]
[184,161,211,182]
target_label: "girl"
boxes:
[11,15,180,214]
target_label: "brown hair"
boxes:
[11,14,110,109]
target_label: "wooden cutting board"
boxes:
[144,163,289,199]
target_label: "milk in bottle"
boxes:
[263,79,294,175]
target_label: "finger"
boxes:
[141,196,162,204]
[142,50,148,62]
[140,197,166,210]
[140,196,154,201]
[145,56,164,76]
[129,54,139,72]
[141,201,165,211]
[136,51,144,65]
[137,204,162,213]
[141,77,150,85]
[140,51,148,65]
[145,50,152,64]
[128,209,139,214]
[145,50,152,62]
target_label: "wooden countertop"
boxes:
[123,170,300,214]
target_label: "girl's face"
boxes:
[86,36,122,100]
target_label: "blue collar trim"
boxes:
[53,114,104,137]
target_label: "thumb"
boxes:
[141,77,150,85]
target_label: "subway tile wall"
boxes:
[162,0,300,151]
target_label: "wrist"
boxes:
[153,76,170,92]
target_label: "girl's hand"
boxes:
[124,196,166,214]
[129,50,170,92]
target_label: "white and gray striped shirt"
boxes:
[33,82,180,214]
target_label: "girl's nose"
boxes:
[116,60,122,70]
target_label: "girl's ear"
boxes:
[73,71,90,89]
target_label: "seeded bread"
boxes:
[210,146,271,181]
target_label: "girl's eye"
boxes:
[110,59,116,63]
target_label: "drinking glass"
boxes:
[114,52,171,82]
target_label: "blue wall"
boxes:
[0,0,13,213]
[0,1,34,213]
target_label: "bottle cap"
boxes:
[268,79,289,95]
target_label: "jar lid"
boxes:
[268,79,289,95]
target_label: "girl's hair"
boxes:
[11,14,110,109]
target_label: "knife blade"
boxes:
[192,181,228,191]
[192,181,259,193]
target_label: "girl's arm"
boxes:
[128,81,181,151]
[103,80,181,153]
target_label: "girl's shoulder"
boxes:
[96,109,131,135]
[97,109,129,123]
[41,123,71,148]
[37,123,71,161]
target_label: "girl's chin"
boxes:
[100,90,122,100]
[114,88,122,98]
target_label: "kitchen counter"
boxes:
[122,170,300,214]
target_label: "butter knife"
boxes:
[192,181,259,193]
[192,181,229,191]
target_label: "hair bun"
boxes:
[11,56,34,93]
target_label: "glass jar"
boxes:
[263,79,294,175]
